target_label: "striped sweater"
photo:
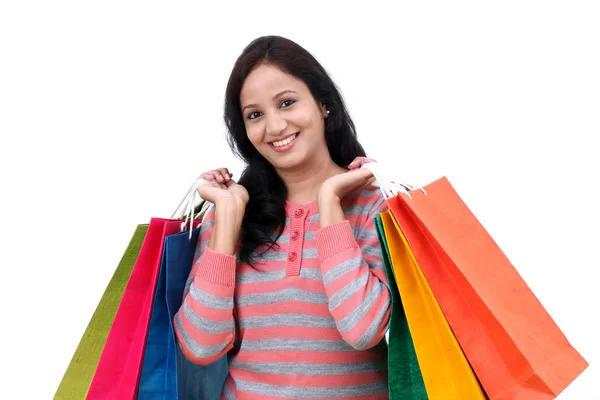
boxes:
[173,185,391,399]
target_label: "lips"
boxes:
[268,132,300,153]
[270,132,299,147]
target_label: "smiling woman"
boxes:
[173,35,391,399]
[240,66,330,167]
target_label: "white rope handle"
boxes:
[171,178,216,239]
[360,162,426,200]
[171,162,420,238]
[195,200,214,222]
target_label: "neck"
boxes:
[277,156,346,205]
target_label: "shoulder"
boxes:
[342,184,388,221]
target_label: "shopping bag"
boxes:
[54,225,148,400]
[138,226,228,399]
[374,215,428,400]
[87,218,184,400]
[383,174,588,399]
[167,229,229,399]
[380,210,485,399]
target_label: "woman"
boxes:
[173,35,391,399]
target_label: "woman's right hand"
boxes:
[197,168,249,207]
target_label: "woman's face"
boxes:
[240,63,329,171]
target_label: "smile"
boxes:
[269,132,299,152]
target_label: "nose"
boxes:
[265,110,288,138]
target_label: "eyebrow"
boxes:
[241,90,298,113]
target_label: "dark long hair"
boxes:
[224,35,366,266]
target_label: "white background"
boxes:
[1,1,598,398]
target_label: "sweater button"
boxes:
[288,252,297,261]
[291,231,299,240]
[294,208,304,218]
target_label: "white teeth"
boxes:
[272,134,297,147]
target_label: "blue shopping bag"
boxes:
[138,226,229,399]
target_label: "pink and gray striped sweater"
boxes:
[173,185,391,399]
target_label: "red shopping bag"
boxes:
[86,218,183,400]
[387,176,588,400]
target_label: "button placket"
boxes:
[286,207,306,277]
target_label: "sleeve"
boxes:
[315,189,391,350]
[173,206,238,366]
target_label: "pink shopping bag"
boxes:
[86,218,183,400]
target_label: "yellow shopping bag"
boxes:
[380,211,486,399]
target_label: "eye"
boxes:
[280,99,295,108]
[248,111,261,120]
[247,99,296,120]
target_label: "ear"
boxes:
[320,104,329,118]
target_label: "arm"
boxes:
[316,188,391,350]
[173,200,242,365]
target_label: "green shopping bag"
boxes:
[374,215,428,400]
[54,225,149,400]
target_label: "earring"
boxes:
[327,110,330,115]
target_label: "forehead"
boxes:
[240,64,306,105]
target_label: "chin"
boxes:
[271,153,308,171]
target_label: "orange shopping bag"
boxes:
[373,171,588,400]
[380,210,485,399]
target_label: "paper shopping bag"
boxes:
[374,215,428,400]
[380,211,485,399]
[86,218,183,400]
[388,176,588,399]
[54,225,148,400]
[138,226,228,399]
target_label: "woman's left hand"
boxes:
[319,157,377,202]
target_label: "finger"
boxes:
[347,158,360,169]
[351,167,374,184]
[356,157,376,167]
[348,156,376,169]
[202,170,220,182]
[216,168,232,181]
[359,166,374,178]
[363,157,376,164]
[213,171,227,182]
[200,172,217,181]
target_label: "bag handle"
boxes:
[171,179,216,238]
[360,162,427,200]
[171,162,424,238]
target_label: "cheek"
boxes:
[245,125,263,147]
[295,107,317,128]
